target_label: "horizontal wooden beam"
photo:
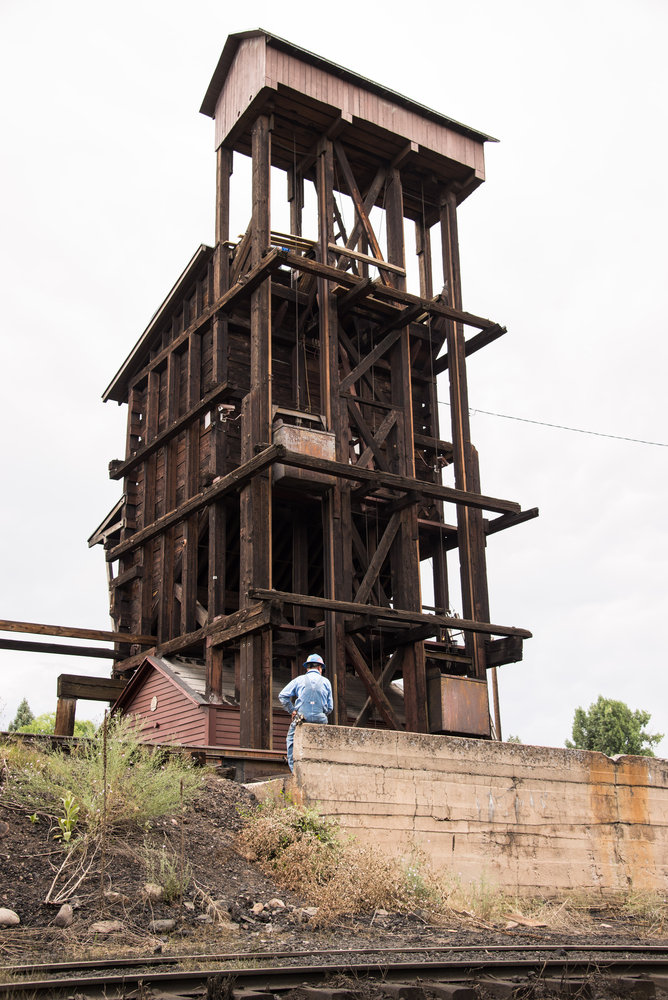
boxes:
[107,444,282,561]
[109,381,233,481]
[57,674,127,701]
[434,324,506,374]
[278,251,496,329]
[485,507,540,536]
[154,601,281,658]
[0,619,155,646]
[127,250,285,391]
[208,602,281,648]
[328,243,405,276]
[485,635,524,667]
[250,588,532,639]
[279,449,521,514]
[0,638,120,660]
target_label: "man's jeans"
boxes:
[286,712,328,771]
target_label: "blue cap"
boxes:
[303,653,325,669]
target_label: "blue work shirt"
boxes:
[279,668,333,720]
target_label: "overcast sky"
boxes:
[1,0,666,752]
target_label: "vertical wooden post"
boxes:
[54,697,76,737]
[158,351,179,643]
[386,167,428,733]
[288,167,304,237]
[239,114,273,748]
[316,137,347,723]
[207,146,232,677]
[415,218,449,615]
[181,329,201,636]
[440,189,491,688]
[140,370,160,637]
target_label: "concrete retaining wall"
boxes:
[292,725,668,896]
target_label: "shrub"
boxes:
[2,715,202,834]
[236,796,439,919]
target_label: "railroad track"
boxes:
[2,945,668,998]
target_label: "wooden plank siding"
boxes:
[126,668,207,745]
[214,39,485,182]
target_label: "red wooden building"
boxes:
[86,30,536,753]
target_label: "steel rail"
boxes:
[4,942,668,977]
[2,955,668,997]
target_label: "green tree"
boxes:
[8,698,34,732]
[566,696,663,757]
[17,712,97,738]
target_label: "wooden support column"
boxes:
[317,137,347,723]
[181,330,201,635]
[288,166,304,237]
[158,351,179,643]
[415,217,449,615]
[239,114,273,748]
[213,147,232,387]
[206,146,233,695]
[440,189,490,686]
[54,697,76,737]
[140,370,159,637]
[386,166,428,733]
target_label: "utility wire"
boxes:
[438,401,668,448]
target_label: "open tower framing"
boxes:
[91,30,537,747]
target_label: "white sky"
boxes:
[0,0,666,751]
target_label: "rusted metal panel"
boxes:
[272,419,336,489]
[427,673,491,737]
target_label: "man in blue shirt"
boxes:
[279,653,333,771]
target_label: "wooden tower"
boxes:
[92,30,537,748]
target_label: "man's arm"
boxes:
[278,677,298,713]
[323,678,334,716]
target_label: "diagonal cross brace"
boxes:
[354,511,402,605]
[345,636,401,729]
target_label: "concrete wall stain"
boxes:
[294,725,668,896]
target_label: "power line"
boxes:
[438,401,668,448]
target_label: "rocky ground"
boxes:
[0,773,665,969]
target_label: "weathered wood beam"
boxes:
[110,564,142,589]
[354,646,405,727]
[485,635,524,667]
[109,382,232,481]
[0,619,155,645]
[251,589,533,639]
[345,636,401,729]
[336,166,387,267]
[278,448,521,514]
[54,698,76,738]
[333,141,392,285]
[434,323,506,374]
[127,248,285,392]
[209,602,281,647]
[57,674,126,701]
[107,444,282,561]
[328,243,405,277]
[354,511,401,605]
[0,638,120,660]
[279,250,496,329]
[339,327,403,394]
[337,277,375,315]
[485,507,540,536]
[346,398,391,473]
[355,409,397,471]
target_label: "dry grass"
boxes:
[236,794,668,934]
[236,796,437,920]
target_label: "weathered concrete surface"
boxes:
[292,725,668,895]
